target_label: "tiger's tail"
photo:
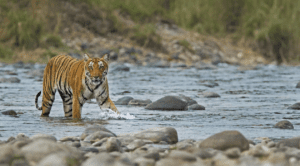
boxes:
[35,91,42,110]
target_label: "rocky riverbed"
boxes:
[1,60,300,165]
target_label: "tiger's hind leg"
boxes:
[58,90,73,117]
[41,89,56,117]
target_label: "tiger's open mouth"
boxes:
[92,79,102,85]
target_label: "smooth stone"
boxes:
[155,158,187,166]
[168,150,197,162]
[59,136,80,142]
[92,137,108,147]
[199,130,249,151]
[133,157,155,166]
[174,141,193,150]
[127,139,147,151]
[224,147,241,158]
[128,99,152,106]
[274,120,294,129]
[30,134,57,142]
[296,82,300,88]
[81,125,116,140]
[277,137,300,149]
[288,102,300,110]
[203,92,221,98]
[21,140,82,165]
[178,94,197,106]
[115,96,134,105]
[1,110,17,116]
[145,96,188,111]
[116,136,137,146]
[122,127,178,144]
[16,133,29,140]
[248,144,270,157]
[194,148,217,159]
[81,153,114,166]
[188,104,205,110]
[0,144,17,164]
[83,131,116,143]
[63,141,81,148]
[0,77,21,83]
[106,137,122,152]
[36,152,82,166]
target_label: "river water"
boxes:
[1,63,300,142]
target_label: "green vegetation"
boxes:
[0,45,13,59]
[1,0,300,63]
[178,40,195,54]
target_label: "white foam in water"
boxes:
[98,109,135,120]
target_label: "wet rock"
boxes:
[127,139,147,151]
[155,158,187,166]
[145,96,188,111]
[224,147,241,158]
[173,140,194,150]
[82,153,134,166]
[110,64,130,72]
[83,131,116,143]
[122,127,178,144]
[81,125,116,140]
[188,104,205,110]
[248,144,270,157]
[92,137,108,147]
[296,82,300,88]
[194,148,217,159]
[168,150,197,162]
[203,92,221,98]
[36,152,82,166]
[64,141,81,148]
[1,110,17,116]
[288,102,300,110]
[199,130,249,151]
[128,99,152,106]
[115,96,134,105]
[30,134,57,142]
[178,94,197,106]
[274,120,294,129]
[6,71,18,75]
[116,136,136,146]
[277,137,300,148]
[199,81,219,88]
[106,137,122,152]
[0,77,20,83]
[21,140,82,165]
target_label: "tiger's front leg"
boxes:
[97,96,119,114]
[72,94,83,119]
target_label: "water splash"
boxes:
[98,109,135,120]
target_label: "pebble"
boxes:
[288,102,300,110]
[115,96,134,105]
[1,110,17,116]
[128,99,152,106]
[274,120,294,129]
[188,104,205,110]
[203,92,221,98]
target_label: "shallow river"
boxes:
[1,63,300,142]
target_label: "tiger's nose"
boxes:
[94,76,100,80]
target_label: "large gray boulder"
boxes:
[199,130,249,151]
[83,131,116,143]
[277,137,300,148]
[0,77,21,83]
[288,102,300,110]
[145,96,188,110]
[36,152,82,166]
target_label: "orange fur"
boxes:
[35,54,119,119]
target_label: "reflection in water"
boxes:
[0,64,300,141]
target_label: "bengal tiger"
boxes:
[35,53,119,119]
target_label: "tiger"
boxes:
[35,53,119,119]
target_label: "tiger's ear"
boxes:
[84,54,90,62]
[103,53,109,62]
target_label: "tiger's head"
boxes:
[84,53,109,85]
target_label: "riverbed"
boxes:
[0,63,300,142]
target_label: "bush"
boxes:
[43,35,64,48]
[0,45,13,59]
[4,10,44,50]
